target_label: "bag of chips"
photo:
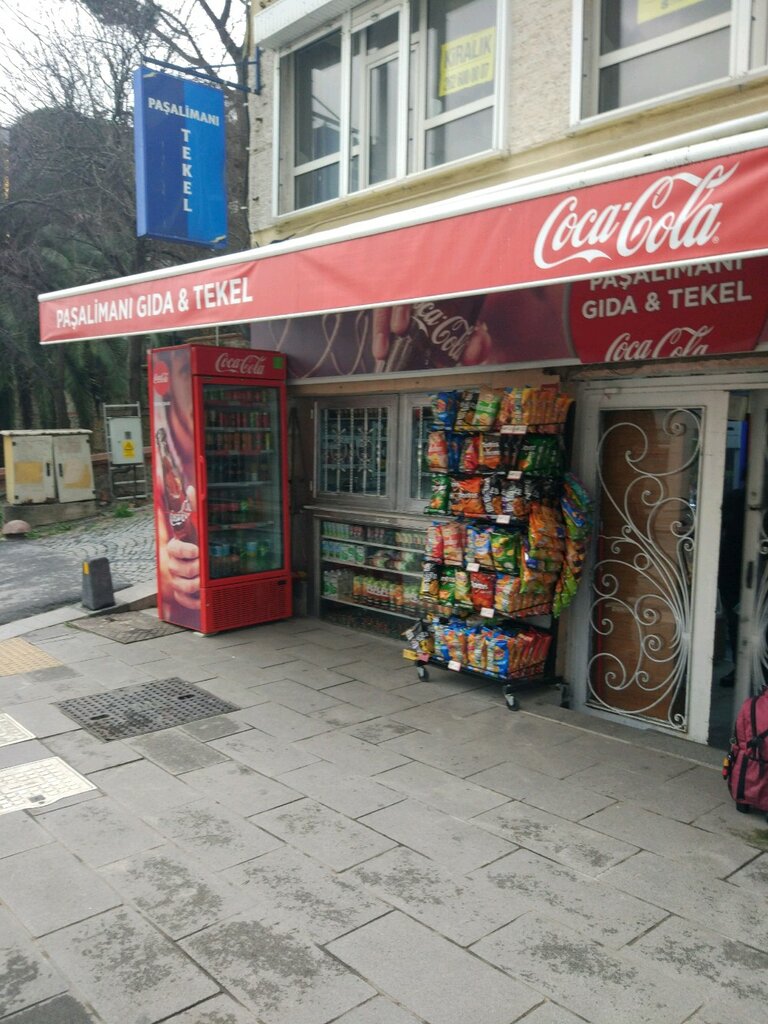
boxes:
[420,561,440,601]
[478,434,502,471]
[426,431,448,472]
[473,389,502,431]
[481,475,503,517]
[403,619,434,656]
[485,630,510,677]
[454,569,473,606]
[491,531,521,573]
[438,569,456,605]
[425,522,444,562]
[459,435,480,474]
[428,475,450,513]
[441,521,465,565]
[450,477,485,517]
[466,524,494,567]
[470,571,495,611]
[454,391,478,432]
[431,392,458,429]
[466,628,486,671]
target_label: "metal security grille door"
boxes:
[571,386,729,743]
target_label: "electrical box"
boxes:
[1,433,57,504]
[108,416,144,466]
[52,433,96,502]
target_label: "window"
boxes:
[315,396,398,507]
[278,0,499,213]
[581,1,768,118]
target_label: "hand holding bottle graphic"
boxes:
[156,427,200,611]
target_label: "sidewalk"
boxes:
[0,605,766,1024]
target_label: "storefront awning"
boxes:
[38,126,768,345]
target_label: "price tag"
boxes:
[501,425,527,435]
[496,514,511,525]
[480,607,494,618]
[507,470,522,481]
[466,562,480,572]
[448,660,462,672]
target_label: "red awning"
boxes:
[39,127,768,344]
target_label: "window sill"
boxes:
[571,67,768,136]
[272,147,509,233]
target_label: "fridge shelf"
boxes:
[320,534,424,556]
[207,480,271,489]
[209,521,275,532]
[207,426,272,433]
[321,594,420,620]
[322,556,422,579]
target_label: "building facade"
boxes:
[248,0,768,747]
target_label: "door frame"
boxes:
[565,375,754,744]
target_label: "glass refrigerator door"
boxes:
[202,383,284,580]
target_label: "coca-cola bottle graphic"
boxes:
[379,297,485,372]
[156,427,197,544]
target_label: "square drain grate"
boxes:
[0,757,96,815]
[54,677,239,741]
[68,611,184,644]
[0,713,35,748]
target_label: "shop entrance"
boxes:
[569,380,768,745]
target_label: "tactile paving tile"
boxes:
[55,677,239,741]
[0,637,62,676]
[0,713,35,748]
[0,757,96,815]
[69,611,184,644]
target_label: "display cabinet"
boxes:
[315,514,426,637]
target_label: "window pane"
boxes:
[295,163,340,210]
[425,106,493,168]
[319,407,389,496]
[294,32,342,165]
[350,14,400,193]
[369,58,398,184]
[410,405,433,501]
[601,0,730,53]
[426,0,497,117]
[599,28,729,111]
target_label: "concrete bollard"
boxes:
[82,557,115,610]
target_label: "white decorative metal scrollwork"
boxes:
[587,408,702,730]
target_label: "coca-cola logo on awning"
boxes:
[534,163,737,270]
[152,361,170,396]
[214,351,266,376]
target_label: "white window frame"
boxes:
[574,0,768,125]
[274,0,503,216]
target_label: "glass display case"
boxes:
[316,516,426,637]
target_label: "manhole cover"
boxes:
[0,757,96,815]
[69,611,184,644]
[54,678,239,741]
[0,713,35,748]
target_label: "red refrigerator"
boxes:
[149,343,292,634]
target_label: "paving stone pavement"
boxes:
[32,506,157,585]
[0,611,767,1024]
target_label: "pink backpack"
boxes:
[724,688,768,817]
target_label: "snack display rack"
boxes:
[403,385,591,710]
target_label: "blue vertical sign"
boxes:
[133,67,227,248]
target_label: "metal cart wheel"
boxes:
[417,664,429,682]
[503,684,519,711]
